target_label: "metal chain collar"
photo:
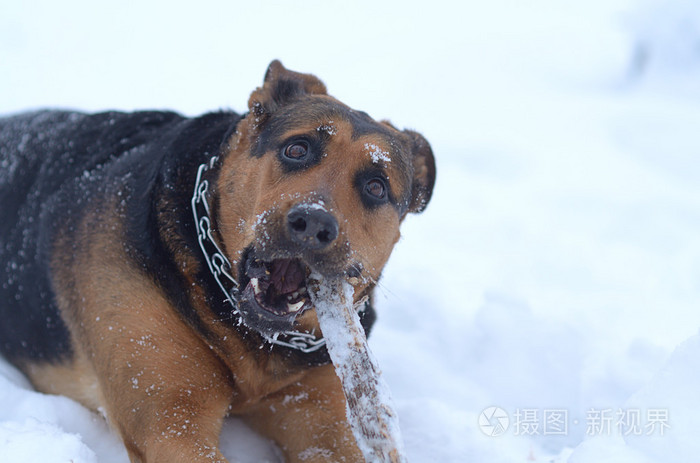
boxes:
[191,157,335,354]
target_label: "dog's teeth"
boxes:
[292,291,299,298]
[348,277,360,285]
[250,278,261,294]
[287,301,304,313]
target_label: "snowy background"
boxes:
[2,0,700,461]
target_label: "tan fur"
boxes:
[47,203,232,461]
[24,354,104,412]
[244,364,363,463]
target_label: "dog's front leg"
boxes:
[243,363,362,463]
[91,324,235,463]
[65,288,235,462]
[109,371,233,463]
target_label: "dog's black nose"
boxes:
[287,205,339,250]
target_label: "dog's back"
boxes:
[0,110,235,363]
[0,111,103,363]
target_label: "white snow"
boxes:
[2,0,700,461]
[317,122,337,136]
[364,143,391,165]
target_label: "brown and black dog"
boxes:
[0,61,435,462]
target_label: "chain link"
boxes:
[191,157,334,354]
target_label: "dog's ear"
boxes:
[248,60,327,122]
[404,130,436,213]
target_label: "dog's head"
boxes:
[215,60,435,337]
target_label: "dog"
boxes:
[0,60,435,462]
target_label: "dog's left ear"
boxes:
[405,130,436,213]
[248,60,327,122]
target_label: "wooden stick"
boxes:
[308,276,407,463]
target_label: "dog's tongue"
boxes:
[269,259,305,294]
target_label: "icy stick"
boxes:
[308,276,407,463]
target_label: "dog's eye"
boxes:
[364,178,386,200]
[284,142,309,160]
[355,171,391,209]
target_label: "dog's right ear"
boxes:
[248,60,327,124]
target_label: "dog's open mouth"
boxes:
[243,257,312,317]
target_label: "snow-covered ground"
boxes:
[2,0,700,461]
